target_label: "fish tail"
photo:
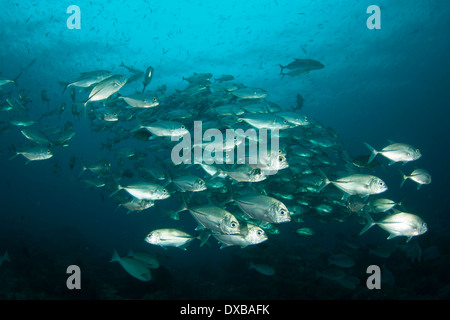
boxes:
[363,142,378,163]
[110,250,120,263]
[197,229,211,247]
[399,169,407,188]
[109,185,123,198]
[359,212,376,236]
[279,64,285,74]
[317,169,331,192]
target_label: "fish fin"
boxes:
[406,236,413,243]
[363,142,378,164]
[9,153,19,161]
[317,169,331,192]
[388,160,396,166]
[341,193,351,201]
[109,185,123,197]
[197,229,211,247]
[127,249,134,257]
[359,213,376,236]
[386,234,399,240]
[417,184,421,190]
[399,169,407,188]
[110,250,120,263]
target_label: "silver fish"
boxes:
[364,142,422,165]
[185,204,240,235]
[400,168,431,189]
[319,170,387,199]
[145,228,197,250]
[360,212,428,243]
[213,223,268,249]
[234,195,291,224]
[111,182,170,200]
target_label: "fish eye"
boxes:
[279,156,283,161]
[304,116,308,121]
[162,189,167,193]
[283,119,287,123]
[280,209,285,215]
[257,230,262,235]
[231,222,236,228]
[181,125,185,129]
[153,97,157,101]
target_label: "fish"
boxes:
[360,212,428,243]
[117,198,155,213]
[319,170,387,199]
[232,87,268,99]
[61,70,111,93]
[133,120,188,138]
[10,146,53,164]
[223,166,267,183]
[171,175,207,192]
[119,93,159,108]
[399,168,431,189]
[364,142,422,165]
[279,58,325,73]
[142,66,154,93]
[111,181,170,200]
[180,199,241,235]
[83,74,127,107]
[0,78,16,87]
[248,261,275,276]
[238,114,293,130]
[145,228,198,250]
[234,194,291,224]
[110,250,152,281]
[212,223,268,248]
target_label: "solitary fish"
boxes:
[319,170,387,199]
[399,168,431,190]
[364,142,422,165]
[10,146,53,164]
[142,66,154,93]
[360,212,428,243]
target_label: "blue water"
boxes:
[0,0,449,300]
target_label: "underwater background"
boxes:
[0,0,449,300]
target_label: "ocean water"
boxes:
[0,0,449,301]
